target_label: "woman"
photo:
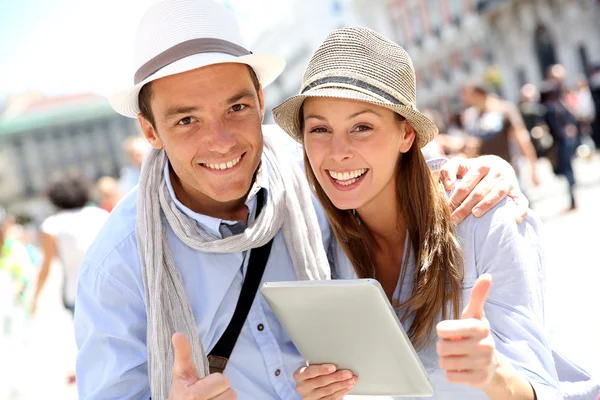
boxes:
[272,27,561,399]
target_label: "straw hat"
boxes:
[109,0,285,118]
[272,27,437,148]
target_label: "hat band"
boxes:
[134,38,252,84]
[301,76,406,107]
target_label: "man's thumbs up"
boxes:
[172,332,201,381]
[461,273,492,320]
[169,333,236,400]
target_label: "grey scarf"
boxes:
[136,126,331,399]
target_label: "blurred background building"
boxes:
[0,94,137,219]
[257,0,600,121]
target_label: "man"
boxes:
[74,1,530,399]
[462,81,541,188]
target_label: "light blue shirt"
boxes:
[74,144,331,399]
[334,198,562,399]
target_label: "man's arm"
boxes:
[75,259,150,399]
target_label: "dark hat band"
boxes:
[134,38,252,85]
[301,76,406,107]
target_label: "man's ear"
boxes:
[399,121,416,153]
[258,86,265,122]
[138,114,163,149]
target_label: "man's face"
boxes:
[139,63,265,211]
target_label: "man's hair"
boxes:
[138,65,261,128]
[46,171,92,210]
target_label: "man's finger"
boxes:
[508,188,530,224]
[462,274,492,320]
[172,332,201,381]
[447,168,488,219]
[469,178,510,218]
[440,157,470,191]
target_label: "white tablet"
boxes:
[260,279,434,397]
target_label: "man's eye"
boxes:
[177,117,194,125]
[230,104,247,112]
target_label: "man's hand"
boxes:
[440,156,528,224]
[294,364,357,400]
[169,333,236,400]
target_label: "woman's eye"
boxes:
[309,127,328,133]
[354,125,372,132]
[177,117,194,126]
[230,104,247,112]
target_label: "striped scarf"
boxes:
[136,126,331,399]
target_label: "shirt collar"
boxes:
[163,156,269,237]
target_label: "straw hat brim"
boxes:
[110,52,286,118]
[272,87,438,148]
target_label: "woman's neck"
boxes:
[357,180,406,252]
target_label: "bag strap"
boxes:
[207,189,274,374]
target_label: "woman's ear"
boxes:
[399,121,416,153]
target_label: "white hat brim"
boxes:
[109,52,286,118]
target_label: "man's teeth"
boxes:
[203,156,242,170]
[328,168,367,182]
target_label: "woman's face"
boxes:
[302,97,415,211]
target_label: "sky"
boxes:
[0,0,291,102]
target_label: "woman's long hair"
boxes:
[303,113,464,350]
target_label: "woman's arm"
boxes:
[437,198,561,399]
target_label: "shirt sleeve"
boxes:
[471,199,561,399]
[74,258,150,400]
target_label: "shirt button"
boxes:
[257,323,264,331]
[275,369,281,377]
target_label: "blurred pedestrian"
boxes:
[540,81,579,211]
[589,64,600,147]
[96,176,122,212]
[118,136,150,195]
[0,206,34,344]
[30,172,109,317]
[462,81,540,187]
[519,83,553,158]
[29,171,109,384]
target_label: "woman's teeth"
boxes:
[328,168,367,186]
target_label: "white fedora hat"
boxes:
[110,0,286,118]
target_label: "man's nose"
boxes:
[206,120,236,154]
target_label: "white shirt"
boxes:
[41,206,109,304]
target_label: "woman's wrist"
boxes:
[482,352,535,400]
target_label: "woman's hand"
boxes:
[294,364,357,400]
[436,274,499,388]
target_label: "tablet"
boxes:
[260,279,434,397]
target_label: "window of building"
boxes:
[449,0,463,25]
[391,8,405,45]
[411,6,424,45]
[428,0,442,36]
